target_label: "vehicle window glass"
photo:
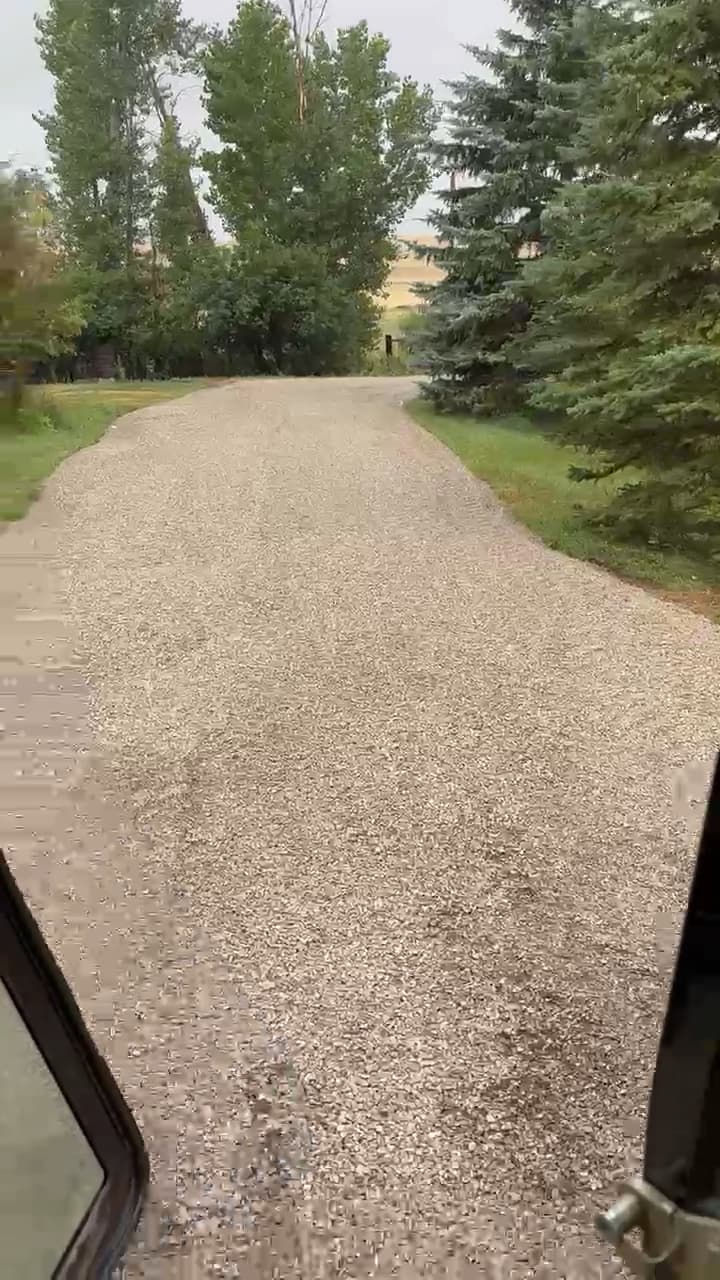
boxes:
[0,980,105,1279]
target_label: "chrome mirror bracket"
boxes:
[597,1177,720,1278]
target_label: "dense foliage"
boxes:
[202,0,435,370]
[415,0,720,556]
[412,0,600,414]
[0,168,84,418]
[516,0,720,551]
[204,2,433,294]
[23,0,434,380]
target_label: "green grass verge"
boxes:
[408,398,720,620]
[0,379,215,524]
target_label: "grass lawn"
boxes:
[408,399,720,622]
[0,379,215,524]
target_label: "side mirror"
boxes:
[597,753,720,1276]
[0,848,148,1277]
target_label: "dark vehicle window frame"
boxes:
[0,849,149,1278]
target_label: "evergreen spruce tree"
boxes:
[414,0,602,415]
[518,0,720,552]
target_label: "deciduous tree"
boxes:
[203,0,435,299]
[152,114,209,264]
[0,168,83,415]
[36,0,207,373]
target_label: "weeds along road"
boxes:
[3,376,720,1277]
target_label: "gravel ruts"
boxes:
[2,376,720,1277]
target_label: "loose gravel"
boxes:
[3,376,720,1277]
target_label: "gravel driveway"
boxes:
[2,376,720,1277]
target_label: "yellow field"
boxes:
[381,235,539,316]
[382,234,444,311]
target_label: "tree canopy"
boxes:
[26,0,435,380]
[204,0,435,295]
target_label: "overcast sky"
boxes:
[3,0,512,232]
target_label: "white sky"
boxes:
[2,0,512,232]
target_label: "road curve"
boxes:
[3,376,720,1278]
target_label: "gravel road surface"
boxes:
[2,376,720,1277]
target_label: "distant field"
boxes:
[1,380,215,523]
[382,234,443,311]
[381,234,538,313]
[373,235,442,371]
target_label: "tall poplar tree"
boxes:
[36,0,206,371]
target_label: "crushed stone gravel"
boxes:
[2,376,720,1277]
